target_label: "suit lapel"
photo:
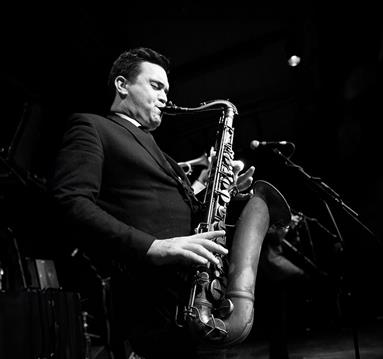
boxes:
[107,113,202,213]
[106,113,178,179]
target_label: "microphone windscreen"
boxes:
[250,140,260,150]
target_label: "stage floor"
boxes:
[227,318,383,359]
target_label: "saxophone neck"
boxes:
[201,99,238,115]
[163,99,238,116]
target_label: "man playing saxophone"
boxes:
[49,47,254,359]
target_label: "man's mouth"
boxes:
[154,107,164,118]
[156,106,164,114]
[153,110,162,121]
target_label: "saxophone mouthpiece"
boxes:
[162,101,190,115]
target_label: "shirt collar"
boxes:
[114,112,141,128]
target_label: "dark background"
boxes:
[1,2,383,342]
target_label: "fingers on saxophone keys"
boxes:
[207,240,228,256]
[190,245,221,265]
[184,250,210,266]
[194,231,228,255]
[240,167,255,181]
[239,166,255,182]
[238,177,253,192]
[231,160,244,173]
[201,229,225,239]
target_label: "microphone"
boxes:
[250,140,292,150]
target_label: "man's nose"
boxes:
[158,91,167,105]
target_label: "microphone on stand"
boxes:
[250,140,296,158]
[250,140,293,150]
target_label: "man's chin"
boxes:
[151,115,162,128]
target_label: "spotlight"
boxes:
[288,55,301,67]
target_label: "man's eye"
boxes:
[151,82,160,90]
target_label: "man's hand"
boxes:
[147,230,228,266]
[191,151,255,198]
[230,161,255,200]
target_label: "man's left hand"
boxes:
[230,161,255,200]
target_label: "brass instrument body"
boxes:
[186,100,237,342]
[186,181,291,348]
[165,100,291,347]
[223,180,291,346]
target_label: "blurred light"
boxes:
[288,55,301,67]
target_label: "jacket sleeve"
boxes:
[49,114,156,264]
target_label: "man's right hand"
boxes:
[146,230,228,266]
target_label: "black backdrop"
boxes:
[1,2,383,347]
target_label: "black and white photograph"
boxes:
[1,3,383,359]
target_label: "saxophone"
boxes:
[164,100,291,348]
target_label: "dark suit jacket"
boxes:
[51,112,198,266]
[50,112,205,356]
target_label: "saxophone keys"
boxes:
[203,317,228,339]
[224,143,234,154]
[208,278,224,301]
[222,153,232,166]
[196,271,210,285]
[215,298,234,319]
[220,176,232,189]
[216,205,227,217]
[220,167,234,179]
[213,220,226,231]
[218,189,230,203]
[214,236,226,248]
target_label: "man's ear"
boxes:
[115,76,129,96]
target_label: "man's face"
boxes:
[124,61,169,131]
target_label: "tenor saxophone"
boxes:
[164,100,291,348]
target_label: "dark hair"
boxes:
[107,47,170,93]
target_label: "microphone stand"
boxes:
[271,148,376,359]
[271,149,374,238]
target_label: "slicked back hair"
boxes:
[107,47,170,94]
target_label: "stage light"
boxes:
[288,55,301,67]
